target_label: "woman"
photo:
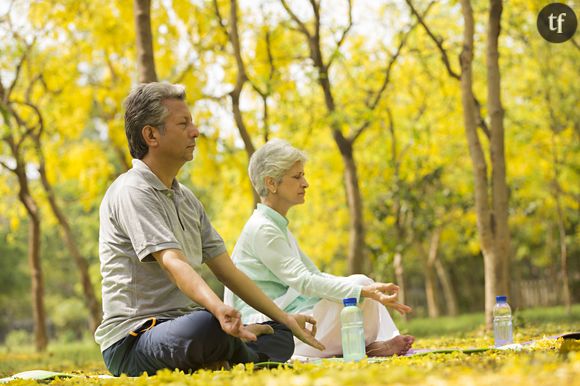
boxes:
[224,139,414,358]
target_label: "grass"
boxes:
[395,304,580,338]
[0,304,578,385]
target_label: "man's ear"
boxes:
[142,125,158,147]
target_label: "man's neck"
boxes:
[141,155,182,189]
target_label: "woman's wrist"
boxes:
[360,285,373,300]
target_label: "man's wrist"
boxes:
[280,312,294,327]
[205,299,225,317]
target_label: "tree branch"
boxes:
[349,3,433,143]
[280,0,312,38]
[6,40,31,100]
[405,0,460,80]
[327,0,353,68]
[212,0,230,39]
[405,0,490,139]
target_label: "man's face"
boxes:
[157,98,199,163]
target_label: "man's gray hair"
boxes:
[124,82,186,159]
[249,139,307,198]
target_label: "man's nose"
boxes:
[189,123,200,137]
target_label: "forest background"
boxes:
[0,0,578,352]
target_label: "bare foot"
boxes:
[241,323,274,342]
[366,335,415,357]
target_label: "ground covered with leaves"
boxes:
[1,312,578,385]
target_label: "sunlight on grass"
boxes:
[0,305,578,385]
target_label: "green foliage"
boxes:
[50,299,89,342]
[4,330,32,348]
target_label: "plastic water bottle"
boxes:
[493,295,513,347]
[341,297,366,361]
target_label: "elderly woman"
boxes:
[225,139,414,358]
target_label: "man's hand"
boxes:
[361,283,413,315]
[214,303,257,342]
[285,314,325,351]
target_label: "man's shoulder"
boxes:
[101,172,157,213]
[109,170,155,194]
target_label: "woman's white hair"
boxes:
[249,139,307,198]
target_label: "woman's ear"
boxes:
[142,125,158,147]
[265,176,278,194]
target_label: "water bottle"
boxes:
[493,295,513,347]
[341,297,366,361]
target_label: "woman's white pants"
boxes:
[293,274,400,358]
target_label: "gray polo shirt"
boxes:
[95,159,226,351]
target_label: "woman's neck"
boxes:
[261,197,290,217]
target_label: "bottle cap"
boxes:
[343,297,357,306]
[496,295,507,303]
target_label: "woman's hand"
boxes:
[285,314,325,351]
[361,283,413,315]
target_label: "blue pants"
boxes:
[102,310,294,376]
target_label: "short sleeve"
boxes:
[115,186,181,261]
[180,192,227,263]
[198,202,227,262]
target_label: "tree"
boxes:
[0,41,48,351]
[134,0,158,83]
[34,133,102,333]
[279,0,426,274]
[406,0,512,326]
[212,0,260,207]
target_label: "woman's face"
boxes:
[275,161,309,207]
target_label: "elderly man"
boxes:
[95,82,323,376]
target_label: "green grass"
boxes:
[0,340,106,378]
[0,305,578,384]
[395,304,580,338]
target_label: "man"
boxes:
[95,82,324,376]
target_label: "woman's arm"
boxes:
[207,252,325,351]
[258,226,412,315]
[252,226,362,302]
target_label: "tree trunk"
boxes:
[393,252,406,310]
[386,113,409,303]
[318,58,365,274]
[15,162,47,351]
[551,133,571,313]
[220,0,259,207]
[424,227,441,318]
[134,0,158,83]
[435,258,459,316]
[337,137,365,274]
[487,0,511,299]
[459,0,497,330]
[36,144,102,333]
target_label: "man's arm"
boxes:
[152,248,257,341]
[207,252,325,351]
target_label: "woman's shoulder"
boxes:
[245,210,279,230]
